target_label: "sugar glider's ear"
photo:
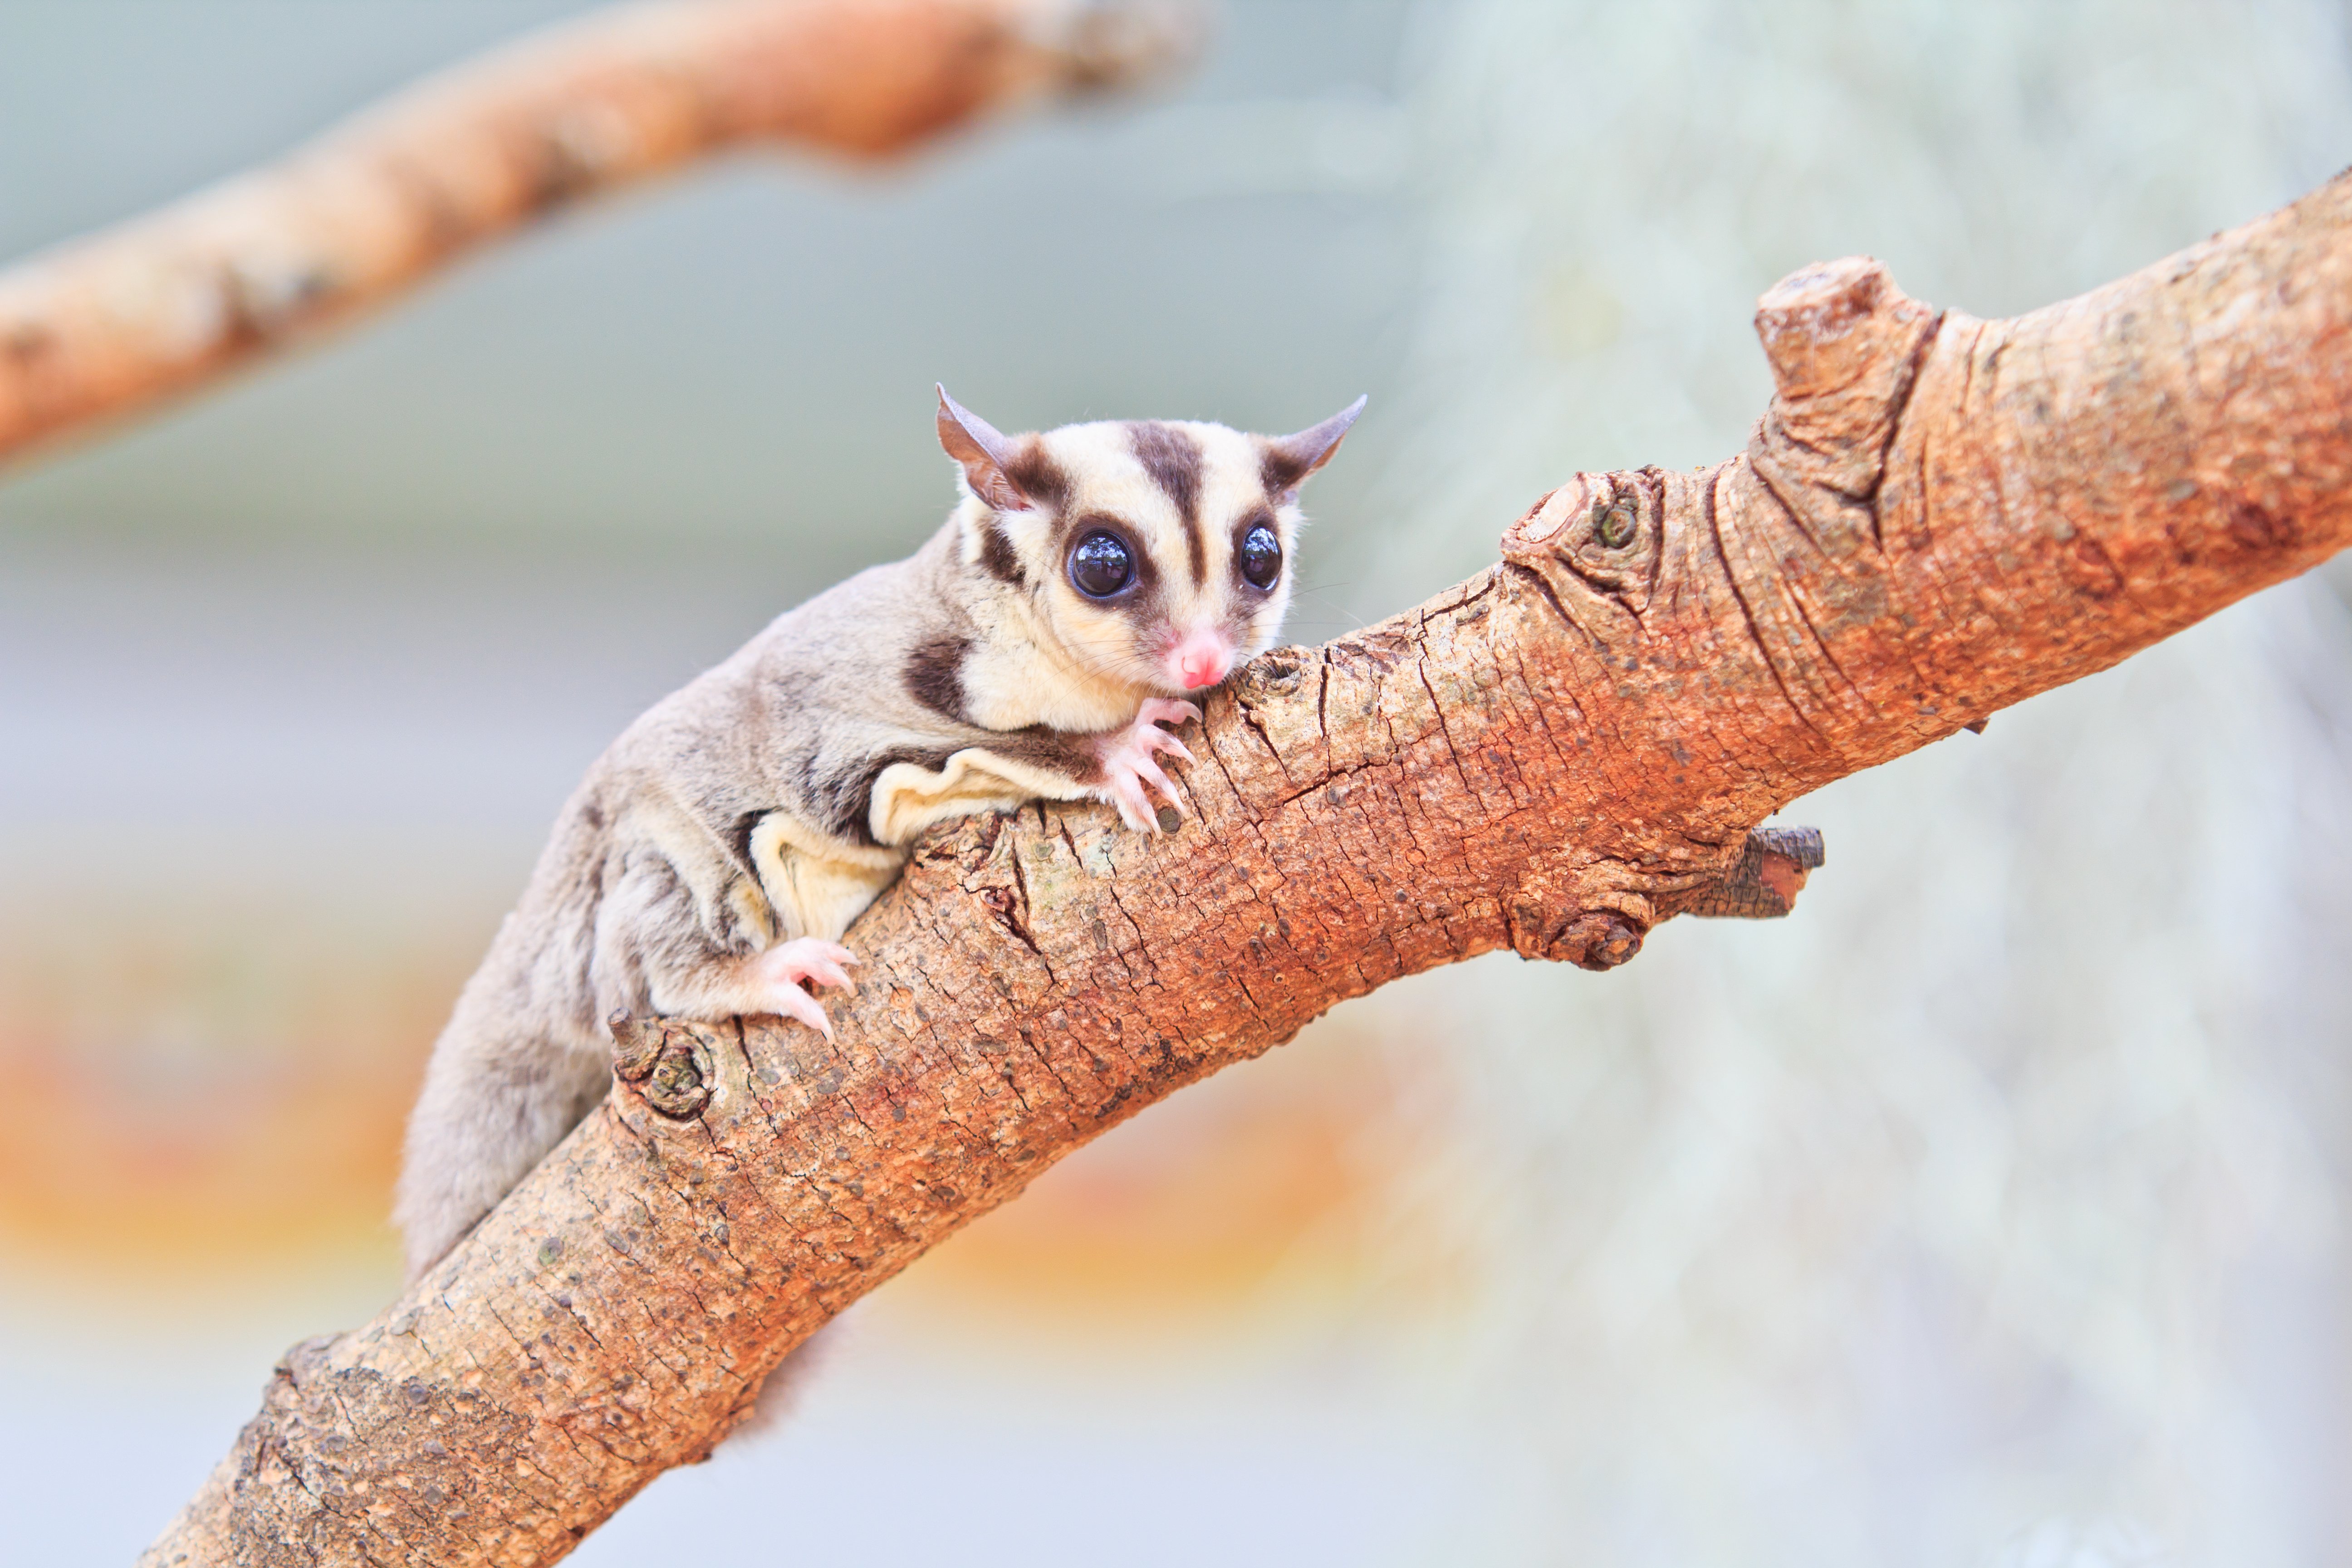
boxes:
[1261,395,1367,500]
[936,385,1032,512]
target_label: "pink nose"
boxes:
[1171,632,1233,691]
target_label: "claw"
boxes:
[1109,772,1157,833]
[1091,698,1206,834]
[761,981,835,1041]
[750,936,860,1036]
[1134,753,1178,804]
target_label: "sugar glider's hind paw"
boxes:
[747,937,859,1039]
[1093,698,1199,832]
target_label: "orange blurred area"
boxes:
[0,919,453,1282]
[0,903,1470,1343]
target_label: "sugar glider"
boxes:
[395,387,1364,1278]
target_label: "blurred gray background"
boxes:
[5,2,2352,1564]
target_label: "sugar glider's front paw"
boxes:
[746,937,858,1039]
[1091,698,1199,833]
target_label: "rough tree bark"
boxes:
[0,0,1200,467]
[133,162,2352,1564]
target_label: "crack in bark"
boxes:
[1865,309,1947,533]
[1708,463,1839,746]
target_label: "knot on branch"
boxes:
[1752,256,1940,499]
[1552,909,1647,972]
[1511,828,1825,972]
[1500,468,1667,628]
[1505,881,1653,970]
[611,1011,719,1119]
[1660,826,1826,920]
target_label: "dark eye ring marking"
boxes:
[1238,521,1283,591]
[1068,528,1138,599]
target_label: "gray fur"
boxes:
[395,396,1362,1280]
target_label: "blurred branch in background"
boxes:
[145,165,2352,1564]
[0,0,1202,470]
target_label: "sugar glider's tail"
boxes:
[393,965,611,1279]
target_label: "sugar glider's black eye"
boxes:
[1068,530,1135,598]
[1239,524,1283,590]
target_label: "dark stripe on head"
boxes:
[1002,437,1072,513]
[1130,421,1205,583]
[978,519,1023,584]
[903,636,970,721]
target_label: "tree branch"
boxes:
[138,167,2352,1567]
[0,0,1200,469]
